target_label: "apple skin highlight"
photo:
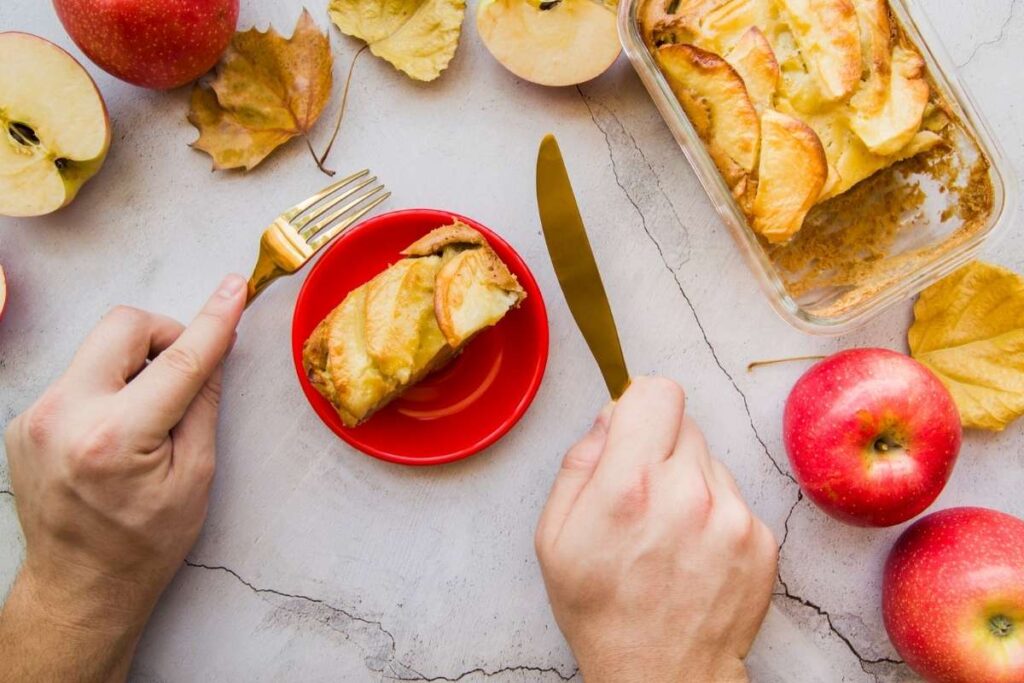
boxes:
[783,348,961,527]
[883,507,1024,683]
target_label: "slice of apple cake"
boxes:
[302,221,526,427]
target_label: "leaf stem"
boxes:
[316,44,369,175]
[746,355,826,372]
[305,135,335,176]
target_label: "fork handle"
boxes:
[246,249,288,307]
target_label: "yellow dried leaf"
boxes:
[188,10,333,171]
[328,0,465,82]
[909,261,1024,431]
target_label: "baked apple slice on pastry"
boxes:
[641,0,724,47]
[656,43,760,185]
[303,222,526,427]
[436,247,525,347]
[305,286,396,428]
[777,0,862,101]
[725,27,779,112]
[850,46,929,156]
[364,257,450,385]
[849,0,893,115]
[752,110,828,243]
[699,0,776,51]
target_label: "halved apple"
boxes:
[752,109,828,243]
[777,0,861,101]
[476,0,621,87]
[726,27,779,112]
[656,43,760,184]
[850,46,929,156]
[0,32,110,218]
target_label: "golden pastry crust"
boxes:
[302,222,526,427]
[400,220,487,256]
[655,43,761,186]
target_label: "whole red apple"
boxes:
[783,348,961,527]
[53,0,239,89]
[884,507,1024,683]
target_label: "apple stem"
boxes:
[990,615,1014,638]
[746,355,826,372]
[314,45,369,177]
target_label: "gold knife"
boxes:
[536,134,630,400]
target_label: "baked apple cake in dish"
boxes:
[627,0,1006,329]
[643,0,953,243]
[302,221,526,427]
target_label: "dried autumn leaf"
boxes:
[328,0,465,82]
[909,261,1024,431]
[188,10,333,171]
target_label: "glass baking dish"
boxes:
[618,0,1016,334]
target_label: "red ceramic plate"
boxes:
[291,209,549,466]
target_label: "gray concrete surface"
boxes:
[1,0,1022,680]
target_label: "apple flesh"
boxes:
[53,0,239,90]
[884,507,1024,683]
[783,348,962,527]
[477,0,621,87]
[0,32,110,217]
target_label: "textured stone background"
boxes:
[1,1,1021,681]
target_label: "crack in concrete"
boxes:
[184,560,424,678]
[774,493,908,681]
[957,0,1020,67]
[576,86,796,487]
[774,584,905,680]
[393,665,579,682]
[778,490,803,550]
[184,561,576,682]
[0,489,13,498]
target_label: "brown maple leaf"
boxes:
[188,9,333,172]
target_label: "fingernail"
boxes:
[217,274,245,299]
[594,401,615,431]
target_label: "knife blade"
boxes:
[536,133,630,400]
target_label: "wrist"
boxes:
[578,646,748,683]
[1,565,151,683]
[18,556,159,636]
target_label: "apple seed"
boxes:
[9,122,39,146]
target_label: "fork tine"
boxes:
[282,169,369,221]
[294,176,378,237]
[308,190,391,251]
[305,184,386,241]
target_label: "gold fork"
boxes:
[245,169,390,305]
